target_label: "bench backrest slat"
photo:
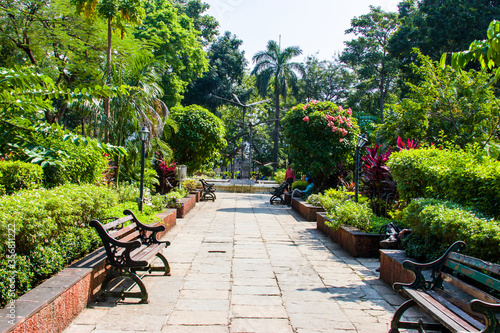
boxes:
[103,215,134,230]
[449,252,500,275]
[445,257,500,293]
[119,230,141,243]
[109,223,136,239]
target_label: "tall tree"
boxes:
[71,0,145,142]
[251,40,303,169]
[134,0,208,108]
[172,0,219,46]
[340,6,399,121]
[183,31,248,112]
[389,0,500,90]
[298,56,354,103]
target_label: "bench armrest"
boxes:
[90,220,148,268]
[123,209,170,246]
[470,299,500,330]
[394,241,466,291]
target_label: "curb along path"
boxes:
[64,192,416,333]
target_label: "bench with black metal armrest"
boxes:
[200,178,216,201]
[270,182,287,204]
[390,241,500,332]
[89,209,170,303]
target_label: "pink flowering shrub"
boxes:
[282,101,360,190]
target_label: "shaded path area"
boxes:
[64,192,416,333]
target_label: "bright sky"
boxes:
[204,0,400,66]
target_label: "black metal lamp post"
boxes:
[354,133,368,203]
[138,125,149,212]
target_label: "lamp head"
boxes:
[356,133,368,148]
[140,126,150,142]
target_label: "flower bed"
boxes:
[316,212,380,257]
[379,249,416,288]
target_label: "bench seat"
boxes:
[390,241,500,333]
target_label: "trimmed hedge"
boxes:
[401,198,500,263]
[388,148,500,217]
[0,184,117,256]
[0,161,43,194]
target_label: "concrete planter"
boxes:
[316,212,380,257]
[291,197,324,221]
[379,249,416,288]
[175,194,196,218]
[0,209,177,333]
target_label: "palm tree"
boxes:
[251,40,303,169]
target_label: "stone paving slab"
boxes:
[63,192,427,333]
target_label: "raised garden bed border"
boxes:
[316,212,380,257]
[291,197,325,221]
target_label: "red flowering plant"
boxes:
[152,153,177,194]
[361,137,421,216]
[282,100,360,190]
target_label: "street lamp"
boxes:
[138,125,149,212]
[354,133,368,203]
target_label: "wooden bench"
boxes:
[390,241,500,332]
[200,178,216,201]
[89,210,170,303]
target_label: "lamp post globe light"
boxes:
[354,133,368,203]
[139,125,150,212]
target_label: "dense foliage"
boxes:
[282,101,359,190]
[388,147,500,218]
[319,188,391,233]
[0,161,43,194]
[169,105,227,172]
[401,198,500,263]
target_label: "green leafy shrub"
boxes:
[0,184,117,255]
[291,180,307,190]
[0,255,33,306]
[0,161,43,194]
[117,183,140,203]
[388,147,500,217]
[320,188,395,233]
[274,169,285,184]
[151,194,166,212]
[29,245,65,280]
[182,179,199,192]
[165,188,188,208]
[306,194,322,207]
[282,101,360,190]
[401,198,500,262]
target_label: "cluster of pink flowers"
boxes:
[324,107,354,142]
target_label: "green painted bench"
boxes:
[390,241,500,332]
[90,210,170,303]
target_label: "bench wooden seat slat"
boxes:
[404,288,481,332]
[103,215,134,230]
[90,210,170,303]
[391,241,500,333]
[131,243,166,262]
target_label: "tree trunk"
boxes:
[379,61,386,122]
[272,81,280,170]
[104,16,112,143]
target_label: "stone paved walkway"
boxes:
[64,192,415,333]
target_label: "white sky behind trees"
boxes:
[204,0,400,66]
